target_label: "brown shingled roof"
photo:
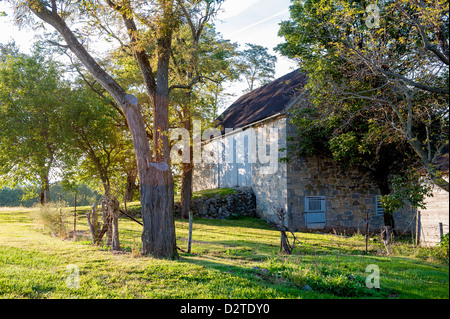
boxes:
[216,69,307,130]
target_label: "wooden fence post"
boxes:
[415,210,421,247]
[73,193,77,240]
[188,210,193,254]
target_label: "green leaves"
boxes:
[278,0,449,192]
[0,47,68,191]
[237,43,278,93]
[379,172,434,214]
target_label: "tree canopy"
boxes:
[0,46,72,204]
[277,0,449,192]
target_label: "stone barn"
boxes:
[193,69,418,234]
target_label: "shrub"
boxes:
[436,233,449,262]
[33,202,70,238]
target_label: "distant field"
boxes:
[0,204,448,299]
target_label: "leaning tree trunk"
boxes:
[122,96,178,259]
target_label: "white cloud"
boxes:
[227,8,289,36]
[218,0,264,20]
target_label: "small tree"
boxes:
[379,170,433,253]
[238,43,277,92]
[277,208,297,254]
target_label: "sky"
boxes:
[0,0,298,111]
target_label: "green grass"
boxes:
[0,205,448,299]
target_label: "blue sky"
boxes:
[0,0,297,109]
[215,0,296,77]
[214,0,297,106]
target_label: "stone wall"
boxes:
[192,115,419,234]
[285,120,415,234]
[174,187,256,219]
[250,116,288,226]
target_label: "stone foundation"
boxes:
[174,187,256,219]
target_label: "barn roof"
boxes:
[216,69,307,130]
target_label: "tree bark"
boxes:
[101,200,112,246]
[381,225,392,255]
[180,163,193,219]
[125,169,137,202]
[123,96,178,259]
[40,174,50,205]
[87,202,101,245]
[109,196,121,252]
[73,192,77,240]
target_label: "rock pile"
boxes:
[174,187,256,219]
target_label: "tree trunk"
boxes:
[108,196,121,252]
[180,98,193,220]
[87,202,101,245]
[188,210,193,253]
[101,200,112,246]
[123,97,178,259]
[125,169,137,202]
[381,225,392,255]
[140,168,177,258]
[40,175,50,205]
[73,192,77,240]
[180,163,193,219]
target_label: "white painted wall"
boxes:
[419,175,449,247]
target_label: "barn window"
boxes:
[304,196,326,229]
[305,196,325,212]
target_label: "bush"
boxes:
[33,202,70,238]
[436,233,449,262]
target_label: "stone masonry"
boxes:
[174,187,256,219]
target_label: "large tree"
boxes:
[169,23,240,219]
[277,0,449,192]
[61,83,135,250]
[0,47,69,204]
[8,0,223,258]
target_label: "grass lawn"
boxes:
[0,203,448,299]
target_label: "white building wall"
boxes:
[418,175,449,247]
[193,116,288,226]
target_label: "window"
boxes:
[304,196,326,229]
[375,195,384,215]
[305,196,325,212]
